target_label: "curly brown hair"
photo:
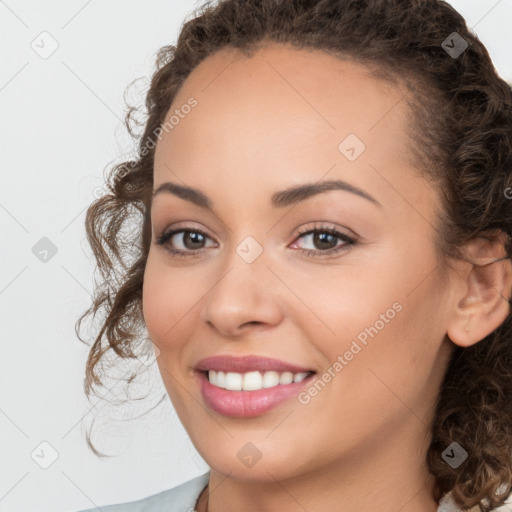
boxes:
[76,0,512,510]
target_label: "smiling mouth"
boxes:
[202,369,316,391]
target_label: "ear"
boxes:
[447,230,512,348]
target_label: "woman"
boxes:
[76,0,512,510]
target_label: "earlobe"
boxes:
[446,232,512,348]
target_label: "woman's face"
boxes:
[143,44,457,483]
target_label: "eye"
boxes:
[155,223,357,259]
[155,227,217,258]
[291,224,357,258]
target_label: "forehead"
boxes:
[153,43,430,214]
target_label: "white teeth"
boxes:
[293,372,309,383]
[225,372,242,390]
[279,371,294,385]
[216,371,226,388]
[262,371,280,388]
[207,370,312,391]
[242,371,262,390]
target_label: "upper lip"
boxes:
[195,355,315,374]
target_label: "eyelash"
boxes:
[155,223,357,259]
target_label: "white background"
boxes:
[1,1,511,511]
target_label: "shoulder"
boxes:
[74,472,210,512]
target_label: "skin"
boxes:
[142,43,512,512]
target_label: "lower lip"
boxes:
[197,371,316,418]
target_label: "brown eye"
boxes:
[291,225,357,258]
[178,231,207,250]
[156,228,217,257]
[311,232,338,250]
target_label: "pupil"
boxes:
[314,232,336,250]
[185,232,205,249]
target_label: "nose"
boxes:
[199,243,284,337]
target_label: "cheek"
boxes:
[286,262,400,356]
[298,252,443,404]
[142,258,197,412]
[142,255,189,351]
[142,254,218,363]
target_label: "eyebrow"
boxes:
[151,179,382,209]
